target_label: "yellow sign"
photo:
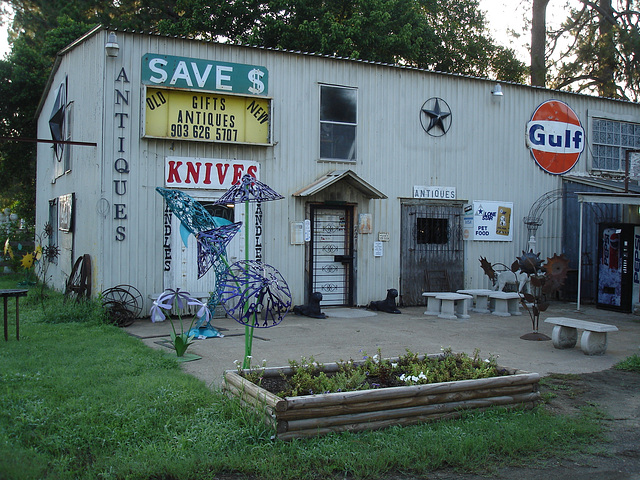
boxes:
[144,88,270,145]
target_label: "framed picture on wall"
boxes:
[59,193,74,232]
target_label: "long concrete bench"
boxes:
[544,317,618,355]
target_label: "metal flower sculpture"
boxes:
[219,260,292,328]
[156,187,241,338]
[215,174,284,205]
[518,251,570,341]
[480,251,571,341]
[214,174,286,369]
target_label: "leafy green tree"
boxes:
[533,0,640,100]
[0,0,525,222]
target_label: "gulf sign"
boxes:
[526,100,584,175]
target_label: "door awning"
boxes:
[293,170,387,199]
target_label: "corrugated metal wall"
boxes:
[36,29,640,312]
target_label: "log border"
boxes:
[223,356,541,440]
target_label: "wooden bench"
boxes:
[457,289,494,314]
[544,317,618,355]
[488,292,521,317]
[436,293,473,319]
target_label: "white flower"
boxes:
[391,363,398,368]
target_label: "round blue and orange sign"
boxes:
[526,100,584,175]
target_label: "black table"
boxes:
[1,289,28,341]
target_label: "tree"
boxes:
[531,0,551,86]
[545,0,640,100]
[157,0,526,80]
[0,0,526,221]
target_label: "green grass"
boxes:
[614,353,640,373]
[0,274,605,479]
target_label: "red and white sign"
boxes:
[526,100,584,175]
[164,156,259,189]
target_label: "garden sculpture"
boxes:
[367,288,402,314]
[480,252,570,340]
[293,291,326,318]
[214,174,287,368]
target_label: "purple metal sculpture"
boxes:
[155,187,241,338]
[215,174,284,205]
[215,174,286,368]
[219,260,292,328]
[196,222,242,279]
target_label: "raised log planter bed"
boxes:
[223,354,541,441]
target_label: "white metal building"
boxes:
[35,26,640,312]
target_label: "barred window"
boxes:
[592,118,640,172]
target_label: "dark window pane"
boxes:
[320,123,356,160]
[321,86,356,123]
[417,217,449,245]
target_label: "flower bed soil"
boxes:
[223,353,541,440]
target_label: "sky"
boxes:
[0,1,579,60]
[479,0,581,63]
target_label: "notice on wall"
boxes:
[473,201,513,241]
[374,241,383,257]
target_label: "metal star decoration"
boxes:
[420,97,452,136]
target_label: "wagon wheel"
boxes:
[64,254,92,302]
[101,285,143,321]
[102,300,136,328]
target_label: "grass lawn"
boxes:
[0,274,604,480]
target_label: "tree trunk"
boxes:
[531,0,551,87]
[597,0,617,97]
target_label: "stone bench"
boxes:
[488,292,522,317]
[544,317,618,355]
[436,293,473,319]
[421,292,442,316]
[457,289,494,314]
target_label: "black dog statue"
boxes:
[293,291,326,318]
[368,288,401,314]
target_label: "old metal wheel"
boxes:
[64,254,91,302]
[101,285,143,325]
[102,300,136,327]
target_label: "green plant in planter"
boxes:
[150,288,211,357]
[246,348,505,397]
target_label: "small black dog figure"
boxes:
[368,288,401,314]
[293,291,326,318]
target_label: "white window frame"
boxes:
[319,84,357,163]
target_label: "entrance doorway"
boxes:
[400,201,464,305]
[309,205,354,306]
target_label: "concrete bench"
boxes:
[421,292,442,316]
[544,317,618,355]
[457,289,494,314]
[436,293,473,320]
[488,292,522,317]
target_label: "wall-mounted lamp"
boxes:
[105,32,119,57]
[491,83,503,97]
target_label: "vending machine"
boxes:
[596,223,640,312]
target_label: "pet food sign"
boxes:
[472,201,513,241]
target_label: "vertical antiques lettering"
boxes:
[114,67,130,241]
